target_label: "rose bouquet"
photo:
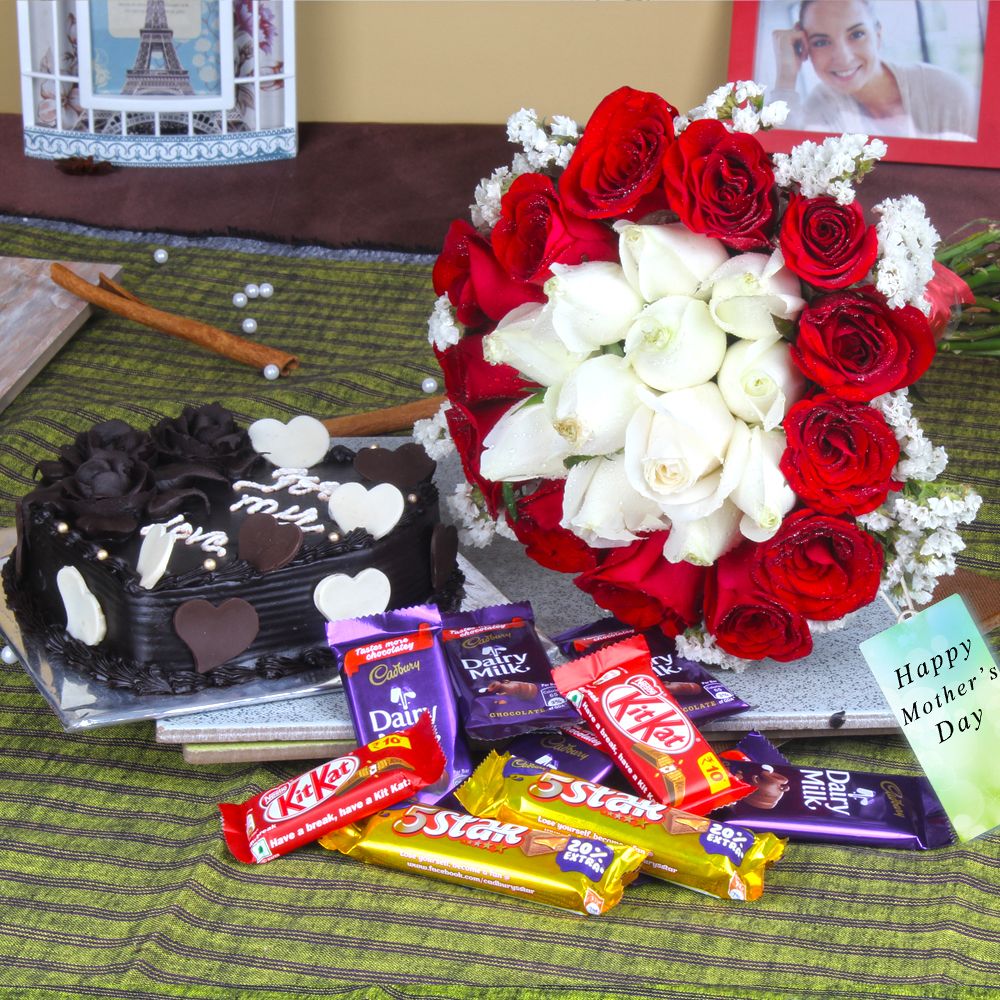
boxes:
[415,83,982,669]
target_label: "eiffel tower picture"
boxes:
[121,0,195,96]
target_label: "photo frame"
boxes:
[17,0,297,166]
[728,0,1000,167]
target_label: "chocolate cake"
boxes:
[3,404,461,695]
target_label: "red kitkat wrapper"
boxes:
[553,636,751,815]
[218,713,445,863]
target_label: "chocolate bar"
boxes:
[328,604,472,803]
[319,803,647,914]
[440,602,578,741]
[218,714,445,864]
[552,617,749,722]
[457,752,785,901]
[553,635,751,814]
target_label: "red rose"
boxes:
[754,509,884,620]
[924,261,975,342]
[662,119,776,250]
[559,86,677,220]
[779,194,878,289]
[445,397,523,516]
[574,532,706,636]
[704,543,812,662]
[491,173,618,284]
[432,219,544,327]
[780,394,901,516]
[435,333,528,408]
[509,480,598,574]
[792,287,936,401]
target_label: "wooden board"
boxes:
[0,258,121,414]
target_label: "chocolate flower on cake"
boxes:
[57,451,158,537]
[151,403,258,478]
[35,420,155,486]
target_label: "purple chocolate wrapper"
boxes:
[327,605,472,804]
[715,759,954,850]
[441,602,578,741]
[507,729,616,785]
[552,617,750,723]
[729,731,792,769]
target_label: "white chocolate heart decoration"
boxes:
[136,523,176,589]
[328,482,404,541]
[312,568,391,622]
[248,415,331,469]
[56,566,107,646]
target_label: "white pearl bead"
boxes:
[203,558,217,572]
[96,549,108,561]
[262,364,280,381]
[153,248,168,264]
[407,493,418,504]
[232,292,248,308]
[328,531,340,542]
[245,283,260,298]
[1,646,17,665]
[259,282,274,299]
[56,522,69,534]
[242,318,258,335]
[421,377,439,394]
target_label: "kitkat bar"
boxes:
[553,636,751,815]
[218,713,445,864]
[552,617,749,723]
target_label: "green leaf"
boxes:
[502,481,520,523]
[601,342,626,357]
[521,387,547,407]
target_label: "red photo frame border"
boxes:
[728,0,1000,167]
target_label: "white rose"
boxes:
[614,222,729,301]
[707,248,806,340]
[624,296,727,392]
[662,501,742,566]
[624,384,736,521]
[717,335,806,430]
[561,454,668,548]
[479,392,570,482]
[553,354,642,455]
[544,261,643,352]
[483,303,590,386]
[724,421,796,541]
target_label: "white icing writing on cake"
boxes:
[232,468,341,501]
[230,469,335,534]
[141,515,229,556]
[229,496,325,533]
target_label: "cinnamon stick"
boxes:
[322,395,445,436]
[51,263,299,376]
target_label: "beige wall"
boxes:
[0,1,734,124]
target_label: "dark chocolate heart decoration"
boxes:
[354,443,436,490]
[238,512,303,573]
[173,599,260,673]
[431,523,459,590]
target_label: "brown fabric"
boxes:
[0,114,510,252]
[2,112,997,252]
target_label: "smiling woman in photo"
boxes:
[771,0,978,139]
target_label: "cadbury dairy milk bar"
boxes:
[507,727,617,786]
[440,602,578,741]
[328,605,472,803]
[716,732,954,850]
[552,617,749,723]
